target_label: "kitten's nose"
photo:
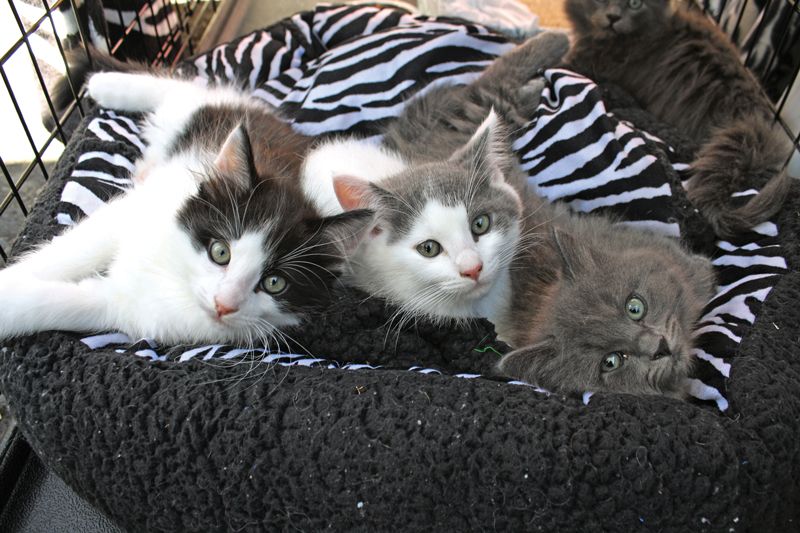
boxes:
[215,298,238,318]
[652,337,672,360]
[460,263,483,281]
[607,13,621,24]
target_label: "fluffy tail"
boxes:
[688,118,793,238]
[47,46,151,128]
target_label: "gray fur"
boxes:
[564,0,792,237]
[497,196,716,397]
[382,31,570,192]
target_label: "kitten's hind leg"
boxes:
[0,277,113,339]
[87,72,205,113]
[476,31,570,90]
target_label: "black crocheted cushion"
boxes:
[2,5,799,532]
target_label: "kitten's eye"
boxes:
[260,274,287,294]
[208,240,231,265]
[602,352,625,373]
[628,0,643,8]
[625,295,647,321]
[416,240,442,258]
[471,214,491,236]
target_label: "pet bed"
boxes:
[2,4,799,531]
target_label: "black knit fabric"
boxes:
[2,9,800,533]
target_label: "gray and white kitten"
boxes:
[301,32,570,325]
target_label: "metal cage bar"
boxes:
[0,0,220,263]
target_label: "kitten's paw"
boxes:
[521,31,570,68]
[87,72,160,112]
[519,78,547,101]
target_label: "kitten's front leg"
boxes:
[0,277,113,339]
[87,72,204,113]
[2,199,125,282]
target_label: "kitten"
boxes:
[329,112,525,325]
[564,0,792,237]
[300,32,570,324]
[0,72,369,345]
[497,195,716,397]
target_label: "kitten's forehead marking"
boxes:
[410,201,474,250]
[221,231,270,295]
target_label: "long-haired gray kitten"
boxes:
[564,0,791,238]
[498,192,716,397]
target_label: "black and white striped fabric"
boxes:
[56,4,788,409]
[702,0,800,101]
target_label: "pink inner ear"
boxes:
[214,127,245,175]
[333,175,371,211]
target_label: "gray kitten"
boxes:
[564,0,791,237]
[497,194,716,397]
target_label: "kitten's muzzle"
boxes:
[651,337,672,360]
[214,298,238,318]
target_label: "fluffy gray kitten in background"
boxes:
[564,0,791,238]
[302,31,716,397]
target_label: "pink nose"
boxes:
[460,263,483,281]
[214,298,238,318]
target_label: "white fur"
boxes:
[302,111,521,325]
[348,201,517,324]
[88,72,266,171]
[300,138,408,216]
[0,75,297,345]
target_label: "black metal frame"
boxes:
[0,0,220,264]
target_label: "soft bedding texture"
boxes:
[2,4,799,532]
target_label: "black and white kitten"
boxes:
[0,73,369,345]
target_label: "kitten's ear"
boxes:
[333,175,375,211]
[214,123,257,187]
[496,338,557,385]
[686,253,716,301]
[449,109,509,186]
[315,209,374,257]
[551,227,594,280]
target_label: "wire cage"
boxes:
[701,0,800,168]
[0,0,222,265]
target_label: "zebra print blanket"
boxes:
[5,4,800,532]
[54,4,787,409]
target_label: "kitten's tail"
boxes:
[46,46,156,128]
[688,118,794,238]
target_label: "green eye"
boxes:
[471,214,491,236]
[628,0,642,8]
[625,295,646,321]
[602,352,625,373]
[416,240,441,258]
[208,240,231,265]
[260,274,287,294]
